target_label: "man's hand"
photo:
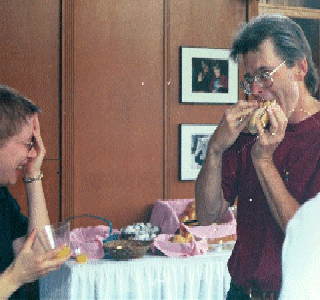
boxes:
[208,100,258,155]
[251,102,288,162]
[8,229,71,288]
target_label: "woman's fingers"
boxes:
[24,114,46,174]
[33,114,41,133]
[14,245,70,285]
[21,229,37,252]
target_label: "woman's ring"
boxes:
[239,117,243,122]
[271,132,276,136]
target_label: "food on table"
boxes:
[170,232,195,243]
[247,100,276,134]
[120,222,160,241]
[178,201,197,223]
[207,234,237,244]
[54,245,71,259]
[170,225,195,244]
[207,234,237,251]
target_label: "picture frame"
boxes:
[179,124,218,181]
[180,46,238,104]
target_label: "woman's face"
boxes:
[0,117,36,186]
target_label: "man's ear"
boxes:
[294,57,308,81]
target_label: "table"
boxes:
[40,250,232,300]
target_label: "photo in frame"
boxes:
[179,124,218,181]
[180,46,238,104]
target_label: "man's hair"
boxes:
[0,85,40,141]
[230,14,319,96]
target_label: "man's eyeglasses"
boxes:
[240,61,286,95]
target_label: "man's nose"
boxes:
[250,81,264,100]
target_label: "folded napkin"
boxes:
[70,225,120,259]
[188,219,237,239]
[150,199,235,234]
[151,223,207,258]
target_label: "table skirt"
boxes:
[40,251,232,300]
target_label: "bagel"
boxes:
[247,100,275,134]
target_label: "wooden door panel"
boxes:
[0,0,60,160]
[62,0,164,228]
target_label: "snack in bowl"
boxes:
[247,100,276,134]
[151,223,208,257]
[178,201,197,223]
[170,224,195,244]
[120,222,160,241]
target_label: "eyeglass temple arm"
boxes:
[269,61,286,76]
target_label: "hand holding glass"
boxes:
[36,221,70,259]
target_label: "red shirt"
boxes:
[222,110,320,292]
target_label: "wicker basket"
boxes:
[103,240,151,260]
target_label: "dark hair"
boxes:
[0,85,40,141]
[230,14,319,96]
[212,61,221,69]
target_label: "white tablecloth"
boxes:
[40,250,232,300]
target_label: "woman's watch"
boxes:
[23,171,43,184]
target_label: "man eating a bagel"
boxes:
[195,14,320,299]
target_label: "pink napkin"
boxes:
[149,199,187,234]
[188,219,237,239]
[70,225,120,259]
[149,199,235,234]
[151,223,208,258]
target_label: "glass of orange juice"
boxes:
[75,248,88,264]
[36,221,70,259]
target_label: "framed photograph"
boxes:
[180,46,238,104]
[180,124,218,181]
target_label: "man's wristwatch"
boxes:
[23,171,44,184]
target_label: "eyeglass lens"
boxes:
[240,61,285,95]
[241,73,273,94]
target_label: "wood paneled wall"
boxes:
[167,1,246,198]
[61,0,247,229]
[0,0,248,230]
[62,0,165,228]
